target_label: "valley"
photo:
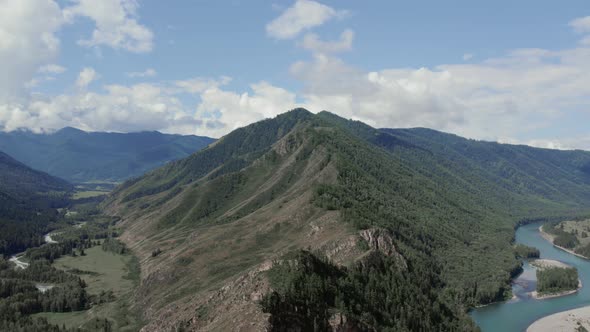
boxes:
[2,2,588,330]
[33,244,141,331]
[0,205,142,331]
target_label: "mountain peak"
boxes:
[55,126,86,135]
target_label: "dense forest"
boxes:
[262,250,476,331]
[536,267,579,294]
[514,244,540,259]
[0,151,73,257]
[0,256,89,331]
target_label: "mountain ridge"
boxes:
[0,128,215,183]
[104,109,590,331]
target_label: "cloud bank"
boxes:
[1,1,590,150]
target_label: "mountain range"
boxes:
[103,109,590,331]
[0,127,215,183]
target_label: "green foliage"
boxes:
[101,239,127,255]
[514,244,540,259]
[0,150,73,256]
[262,250,476,331]
[0,257,89,331]
[545,223,580,248]
[536,267,579,294]
[116,108,313,204]
[576,243,590,257]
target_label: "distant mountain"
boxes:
[0,150,72,255]
[0,128,215,183]
[104,109,590,331]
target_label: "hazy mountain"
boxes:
[0,128,215,183]
[103,109,590,331]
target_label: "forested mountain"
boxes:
[0,151,72,255]
[0,151,72,202]
[103,109,590,331]
[0,127,215,183]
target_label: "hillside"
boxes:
[104,109,590,331]
[0,151,72,203]
[0,151,72,255]
[0,128,215,183]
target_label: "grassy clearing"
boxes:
[53,246,133,295]
[32,246,142,331]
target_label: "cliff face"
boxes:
[360,228,407,269]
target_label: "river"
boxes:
[9,231,60,270]
[471,222,590,331]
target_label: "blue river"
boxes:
[471,222,590,331]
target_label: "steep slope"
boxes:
[0,151,72,255]
[0,151,72,200]
[0,128,215,183]
[104,109,590,331]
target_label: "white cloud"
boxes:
[76,67,99,89]
[25,76,56,89]
[462,53,474,61]
[126,68,157,78]
[499,136,590,151]
[570,16,590,34]
[174,76,232,94]
[0,76,297,138]
[290,37,590,146]
[0,0,64,100]
[0,82,196,134]
[63,0,154,53]
[301,29,354,54]
[266,0,348,39]
[3,8,590,151]
[196,81,300,135]
[38,64,66,74]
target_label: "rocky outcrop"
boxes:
[329,312,359,332]
[359,228,407,269]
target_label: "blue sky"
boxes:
[1,0,590,149]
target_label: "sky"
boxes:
[1,0,590,150]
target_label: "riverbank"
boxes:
[530,281,582,300]
[529,259,582,300]
[44,233,57,244]
[472,222,590,331]
[9,255,29,269]
[539,225,589,260]
[527,306,590,332]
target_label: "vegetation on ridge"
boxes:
[104,108,590,330]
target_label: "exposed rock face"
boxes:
[328,312,361,332]
[140,261,274,332]
[359,228,407,269]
